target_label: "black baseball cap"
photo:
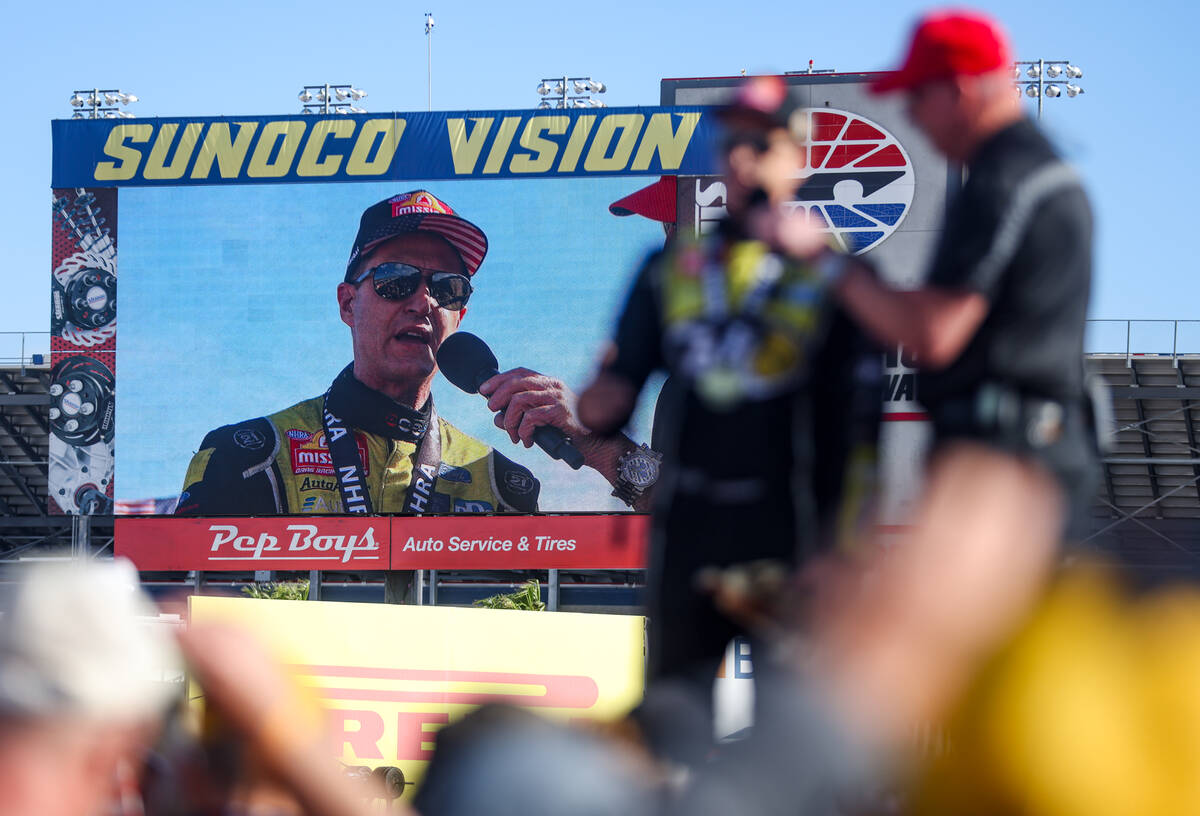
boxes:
[345,190,489,282]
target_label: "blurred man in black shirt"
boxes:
[792,10,1101,756]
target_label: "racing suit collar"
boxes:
[326,364,432,443]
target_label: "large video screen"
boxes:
[49,109,714,516]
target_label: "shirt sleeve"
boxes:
[929,161,1087,302]
[605,249,666,393]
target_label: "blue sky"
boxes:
[4,0,1196,350]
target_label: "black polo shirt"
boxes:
[918,117,1093,413]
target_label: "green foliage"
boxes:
[241,580,310,601]
[473,579,545,611]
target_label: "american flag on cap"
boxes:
[345,190,489,281]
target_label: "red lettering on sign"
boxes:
[328,708,384,759]
[396,712,449,761]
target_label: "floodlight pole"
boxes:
[1014,59,1083,120]
[298,84,367,115]
[1036,58,1044,119]
[425,13,435,111]
[68,88,137,119]
[534,75,607,109]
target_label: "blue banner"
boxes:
[51,107,719,187]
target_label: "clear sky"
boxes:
[3,0,1196,353]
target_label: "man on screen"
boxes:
[177,190,643,515]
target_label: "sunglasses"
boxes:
[355,262,473,310]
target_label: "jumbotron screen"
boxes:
[49,109,713,517]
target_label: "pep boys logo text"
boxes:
[208,522,383,564]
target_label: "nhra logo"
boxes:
[793,109,915,255]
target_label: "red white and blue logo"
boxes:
[793,109,915,255]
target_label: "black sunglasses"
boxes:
[355,262,473,310]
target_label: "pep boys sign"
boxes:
[208,522,383,564]
[114,515,649,571]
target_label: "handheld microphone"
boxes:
[437,332,585,470]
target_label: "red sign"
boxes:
[389,515,648,569]
[116,517,390,570]
[115,515,649,571]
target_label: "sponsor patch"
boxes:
[302,495,335,513]
[286,429,312,441]
[453,498,493,513]
[390,191,452,217]
[504,470,535,495]
[299,477,337,492]
[289,430,370,477]
[233,428,267,450]
[437,463,473,484]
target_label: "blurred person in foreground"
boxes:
[174,622,398,816]
[911,566,1200,816]
[773,8,1102,758]
[0,559,179,816]
[578,74,880,752]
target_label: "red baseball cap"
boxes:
[609,176,677,223]
[870,9,1012,94]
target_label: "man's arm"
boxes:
[477,369,652,510]
[832,262,990,370]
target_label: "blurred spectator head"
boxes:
[0,559,179,816]
[414,704,656,816]
[716,75,807,212]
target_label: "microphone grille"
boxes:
[436,331,498,394]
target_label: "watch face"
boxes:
[620,454,660,488]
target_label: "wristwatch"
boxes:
[612,443,663,507]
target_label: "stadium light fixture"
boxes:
[535,75,607,109]
[1014,60,1084,119]
[298,84,368,115]
[67,88,137,120]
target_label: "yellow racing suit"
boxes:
[176,365,539,515]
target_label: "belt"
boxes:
[935,383,1068,450]
[674,468,771,503]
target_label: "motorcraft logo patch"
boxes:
[289,429,370,476]
[793,109,915,255]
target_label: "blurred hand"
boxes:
[748,207,828,261]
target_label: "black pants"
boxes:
[645,492,798,696]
